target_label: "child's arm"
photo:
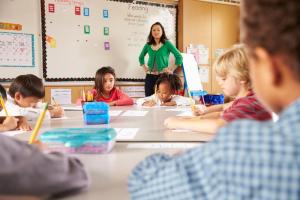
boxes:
[171,95,195,106]
[17,116,32,131]
[164,116,227,134]
[113,89,134,106]
[193,102,232,116]
[200,111,222,119]
[0,117,18,131]
[0,134,89,197]
[161,101,177,106]
[136,95,157,107]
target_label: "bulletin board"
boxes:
[41,0,177,82]
[0,0,42,82]
[0,32,35,67]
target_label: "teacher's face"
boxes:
[151,25,163,40]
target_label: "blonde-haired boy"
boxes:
[164,44,271,133]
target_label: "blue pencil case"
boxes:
[82,102,110,124]
[203,94,224,105]
[40,128,117,154]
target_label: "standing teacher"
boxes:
[139,22,183,97]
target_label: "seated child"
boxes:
[0,133,89,198]
[164,45,272,133]
[0,83,89,197]
[0,84,18,131]
[136,73,194,107]
[92,66,134,106]
[0,74,64,131]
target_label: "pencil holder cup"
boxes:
[82,102,110,124]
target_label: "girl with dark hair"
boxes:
[139,22,183,97]
[92,66,134,106]
[136,73,193,107]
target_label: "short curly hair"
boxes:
[240,0,300,79]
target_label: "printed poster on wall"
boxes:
[0,32,35,67]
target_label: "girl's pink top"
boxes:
[92,88,134,106]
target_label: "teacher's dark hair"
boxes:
[147,22,168,45]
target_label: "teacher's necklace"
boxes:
[152,42,162,51]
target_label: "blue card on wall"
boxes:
[83,7,89,16]
[103,9,109,18]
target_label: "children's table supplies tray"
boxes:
[40,128,117,154]
[82,102,110,124]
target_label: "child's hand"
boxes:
[49,105,64,118]
[17,118,32,131]
[2,117,18,131]
[193,104,207,116]
[161,101,177,106]
[32,140,47,151]
[164,116,182,129]
[142,100,156,107]
[108,101,117,106]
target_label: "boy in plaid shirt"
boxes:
[128,0,300,199]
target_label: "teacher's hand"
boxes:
[142,65,149,73]
[163,67,173,74]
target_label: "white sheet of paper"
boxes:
[127,143,199,149]
[171,129,192,133]
[1,130,27,137]
[166,107,191,112]
[121,110,148,117]
[51,89,72,105]
[199,67,209,83]
[176,111,193,117]
[115,128,139,140]
[109,110,123,116]
[182,53,203,91]
[62,105,83,111]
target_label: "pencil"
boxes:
[154,84,158,103]
[82,89,86,102]
[0,94,8,117]
[52,97,58,106]
[201,95,206,106]
[187,90,196,111]
[29,103,48,144]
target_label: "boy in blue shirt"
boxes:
[128,0,300,199]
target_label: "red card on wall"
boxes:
[75,6,81,15]
[48,4,55,13]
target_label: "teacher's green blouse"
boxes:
[138,40,183,72]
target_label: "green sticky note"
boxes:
[84,25,90,34]
[104,27,109,35]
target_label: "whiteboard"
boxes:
[182,53,204,93]
[42,0,177,81]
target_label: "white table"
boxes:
[12,106,211,199]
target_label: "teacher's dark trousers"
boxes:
[145,73,160,97]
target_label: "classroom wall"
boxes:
[0,0,43,79]
[1,0,239,102]
[178,0,240,94]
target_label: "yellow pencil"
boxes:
[29,103,48,144]
[188,90,196,111]
[0,94,8,117]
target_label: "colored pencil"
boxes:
[29,103,48,144]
